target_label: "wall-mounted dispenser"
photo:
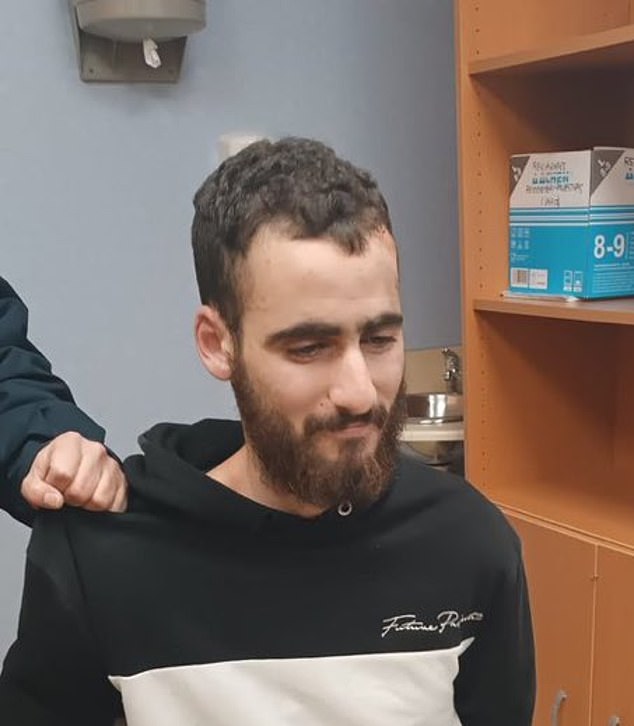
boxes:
[69,0,206,83]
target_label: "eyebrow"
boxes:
[264,312,404,347]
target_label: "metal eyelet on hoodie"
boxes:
[337,501,353,517]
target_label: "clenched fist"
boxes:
[21,431,127,512]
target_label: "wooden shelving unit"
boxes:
[470,24,634,77]
[455,1,634,723]
[474,295,634,325]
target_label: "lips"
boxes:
[331,423,375,438]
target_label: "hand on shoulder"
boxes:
[21,432,127,513]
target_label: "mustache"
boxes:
[304,406,389,435]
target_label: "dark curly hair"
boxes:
[191,137,393,334]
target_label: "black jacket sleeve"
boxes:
[454,544,536,725]
[0,277,105,524]
[0,512,122,725]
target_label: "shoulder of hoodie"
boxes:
[395,447,522,561]
[24,447,521,575]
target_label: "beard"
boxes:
[231,356,407,511]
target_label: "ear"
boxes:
[194,306,235,381]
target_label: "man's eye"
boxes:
[364,335,396,349]
[287,343,327,359]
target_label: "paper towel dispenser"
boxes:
[69,0,206,82]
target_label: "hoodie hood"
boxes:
[123,418,401,542]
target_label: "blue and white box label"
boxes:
[509,148,634,299]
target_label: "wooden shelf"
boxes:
[473,296,634,325]
[490,484,634,551]
[470,24,634,77]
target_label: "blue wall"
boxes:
[0,0,459,655]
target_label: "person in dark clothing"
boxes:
[0,277,126,525]
[0,138,535,725]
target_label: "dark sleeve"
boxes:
[0,512,122,726]
[0,277,105,525]
[454,546,536,725]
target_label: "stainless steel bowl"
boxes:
[406,392,463,423]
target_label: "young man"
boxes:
[0,138,535,725]
[0,278,126,524]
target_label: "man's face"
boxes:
[231,226,406,510]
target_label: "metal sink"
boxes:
[406,392,463,424]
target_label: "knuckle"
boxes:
[83,446,108,471]
[87,441,107,457]
[60,431,82,445]
[87,492,118,512]
[90,489,114,511]
[63,485,92,507]
[104,453,120,469]
[48,464,75,487]
[105,460,124,483]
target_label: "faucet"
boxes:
[441,348,462,395]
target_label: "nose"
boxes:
[328,347,378,415]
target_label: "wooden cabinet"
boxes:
[507,513,634,725]
[454,2,634,724]
[592,547,634,724]
[506,513,596,726]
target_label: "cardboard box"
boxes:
[509,148,634,299]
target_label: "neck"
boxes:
[207,445,326,518]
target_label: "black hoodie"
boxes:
[0,418,535,726]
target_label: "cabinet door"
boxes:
[505,513,596,726]
[591,546,634,725]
